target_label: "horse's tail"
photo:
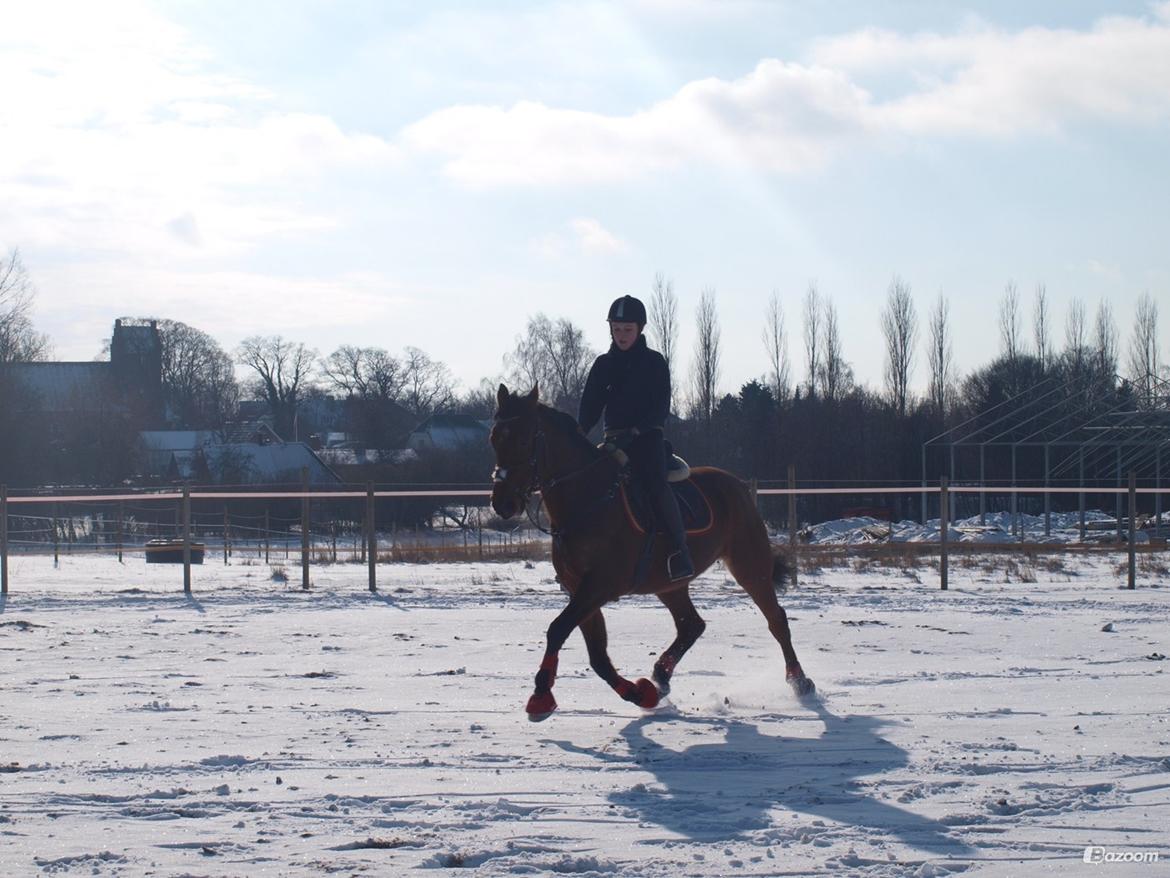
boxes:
[771,548,791,592]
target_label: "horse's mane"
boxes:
[538,403,604,458]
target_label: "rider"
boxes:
[578,295,696,582]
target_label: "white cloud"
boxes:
[403,61,869,187]
[814,11,1170,137]
[403,7,1170,187]
[530,218,629,258]
[570,218,628,254]
[0,1,399,259]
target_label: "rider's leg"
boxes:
[629,432,694,581]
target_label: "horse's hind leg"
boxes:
[723,537,816,697]
[578,610,660,710]
[651,587,707,696]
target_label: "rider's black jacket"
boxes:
[577,334,670,438]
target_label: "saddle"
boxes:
[603,442,712,535]
[621,477,713,536]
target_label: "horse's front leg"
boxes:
[578,610,660,710]
[526,591,605,721]
[651,587,707,696]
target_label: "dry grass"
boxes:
[1139,553,1170,577]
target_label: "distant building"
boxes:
[137,422,340,485]
[3,319,164,425]
[0,320,166,486]
[406,413,490,452]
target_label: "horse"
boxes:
[489,384,816,721]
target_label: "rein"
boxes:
[494,409,623,540]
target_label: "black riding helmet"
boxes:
[607,295,647,327]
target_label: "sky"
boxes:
[1,0,1167,401]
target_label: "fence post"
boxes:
[116,500,123,564]
[53,502,59,566]
[1043,445,1051,538]
[301,467,311,590]
[1079,449,1086,543]
[979,445,986,527]
[182,483,192,594]
[1156,446,1163,542]
[939,475,949,591]
[1115,447,1123,542]
[787,464,798,587]
[1,484,9,597]
[366,483,377,592]
[264,508,270,564]
[223,505,229,565]
[1128,471,1137,590]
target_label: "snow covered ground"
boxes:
[1,550,1167,877]
[799,511,1167,546]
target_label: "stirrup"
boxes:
[667,551,695,582]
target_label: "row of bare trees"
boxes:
[3,245,1164,469]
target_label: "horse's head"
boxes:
[489,383,541,519]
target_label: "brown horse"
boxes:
[489,384,815,721]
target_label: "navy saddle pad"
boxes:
[622,478,713,536]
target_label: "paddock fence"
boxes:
[1,472,1166,596]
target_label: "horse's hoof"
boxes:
[633,678,660,709]
[526,690,557,720]
[652,666,673,696]
[790,676,816,698]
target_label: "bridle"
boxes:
[491,407,622,538]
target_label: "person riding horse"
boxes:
[578,295,696,582]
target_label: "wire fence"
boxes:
[1,476,1166,596]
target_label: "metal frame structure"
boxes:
[922,372,1169,539]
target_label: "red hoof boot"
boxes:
[617,678,660,709]
[633,678,661,709]
[526,690,557,722]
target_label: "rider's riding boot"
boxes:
[655,488,695,581]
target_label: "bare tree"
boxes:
[1033,283,1051,370]
[459,376,505,419]
[400,346,456,418]
[881,276,918,416]
[998,281,1021,367]
[236,336,317,439]
[818,296,851,401]
[690,287,721,422]
[321,345,405,400]
[0,248,51,362]
[802,282,821,397]
[150,319,238,428]
[762,289,790,404]
[1127,291,1160,404]
[1064,298,1088,373]
[545,318,594,412]
[505,314,595,412]
[927,291,954,417]
[504,318,549,395]
[648,273,679,409]
[1092,299,1119,378]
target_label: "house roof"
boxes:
[205,443,341,485]
[407,413,490,450]
[140,430,216,451]
[3,362,117,413]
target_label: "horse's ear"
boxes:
[497,383,509,408]
[526,384,539,405]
